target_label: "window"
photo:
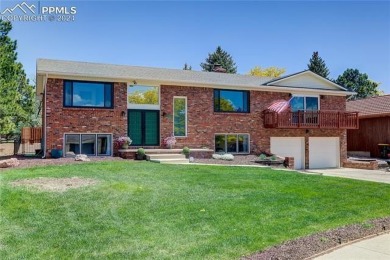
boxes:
[64,80,113,108]
[64,134,112,156]
[214,89,250,113]
[215,134,250,154]
[128,85,159,109]
[173,97,187,137]
[290,96,319,111]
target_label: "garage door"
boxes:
[270,137,304,169]
[309,137,340,169]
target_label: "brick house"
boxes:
[36,59,358,169]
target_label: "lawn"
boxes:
[1,161,390,259]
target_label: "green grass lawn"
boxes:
[1,162,390,259]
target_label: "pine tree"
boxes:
[200,46,237,74]
[183,63,192,70]
[0,20,35,136]
[307,51,330,78]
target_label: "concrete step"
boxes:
[149,158,189,164]
[146,153,186,160]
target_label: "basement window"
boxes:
[64,134,112,156]
[215,134,250,154]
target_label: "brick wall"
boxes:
[44,78,127,155]
[44,80,347,167]
[160,85,347,168]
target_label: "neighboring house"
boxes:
[36,59,358,169]
[347,95,390,158]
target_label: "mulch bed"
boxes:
[193,155,286,168]
[0,155,124,171]
[243,216,390,260]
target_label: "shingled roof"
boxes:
[346,95,390,118]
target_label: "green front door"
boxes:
[128,110,160,146]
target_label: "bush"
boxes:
[182,147,190,155]
[137,148,145,156]
[259,154,267,160]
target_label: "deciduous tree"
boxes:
[249,66,285,77]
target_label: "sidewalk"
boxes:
[315,233,390,259]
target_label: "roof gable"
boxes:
[265,70,346,91]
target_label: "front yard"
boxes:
[1,161,390,259]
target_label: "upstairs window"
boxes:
[214,89,250,113]
[290,96,319,111]
[64,80,113,108]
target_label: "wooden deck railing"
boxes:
[264,110,359,129]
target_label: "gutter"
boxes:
[42,74,48,159]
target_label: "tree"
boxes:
[128,89,158,105]
[307,51,330,78]
[249,66,285,77]
[335,68,382,100]
[200,46,237,73]
[183,63,192,70]
[0,20,35,136]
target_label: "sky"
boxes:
[1,0,390,93]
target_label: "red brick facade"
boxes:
[43,78,127,153]
[43,79,347,168]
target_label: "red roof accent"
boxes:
[346,95,390,118]
[267,99,291,113]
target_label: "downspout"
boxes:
[42,74,48,158]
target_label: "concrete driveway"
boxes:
[307,168,390,184]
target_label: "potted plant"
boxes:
[136,148,145,160]
[115,136,132,149]
[182,146,190,158]
[163,134,176,149]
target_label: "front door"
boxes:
[128,110,160,146]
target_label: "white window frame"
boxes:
[127,84,160,110]
[214,133,250,154]
[173,96,187,137]
[291,94,320,111]
[63,133,113,156]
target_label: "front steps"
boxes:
[146,153,189,164]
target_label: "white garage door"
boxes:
[309,137,340,169]
[270,137,305,169]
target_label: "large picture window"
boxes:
[173,97,187,137]
[215,134,250,154]
[64,134,112,156]
[64,80,113,108]
[214,89,250,113]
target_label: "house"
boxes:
[347,95,390,158]
[36,59,358,169]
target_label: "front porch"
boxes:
[117,148,214,160]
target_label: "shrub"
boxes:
[182,147,190,156]
[137,148,145,156]
[259,154,267,160]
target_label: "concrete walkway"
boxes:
[307,168,390,184]
[315,233,390,260]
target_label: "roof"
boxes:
[266,99,291,113]
[347,95,390,118]
[36,59,355,96]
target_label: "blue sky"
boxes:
[2,1,390,93]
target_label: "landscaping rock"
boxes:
[0,158,20,168]
[75,154,90,162]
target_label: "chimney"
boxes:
[212,64,226,73]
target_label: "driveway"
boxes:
[307,168,390,184]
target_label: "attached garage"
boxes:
[309,137,340,169]
[270,137,305,169]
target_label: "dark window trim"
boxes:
[213,89,250,113]
[214,133,250,154]
[63,80,114,109]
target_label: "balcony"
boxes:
[264,110,359,129]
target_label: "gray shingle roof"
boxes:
[37,59,273,87]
